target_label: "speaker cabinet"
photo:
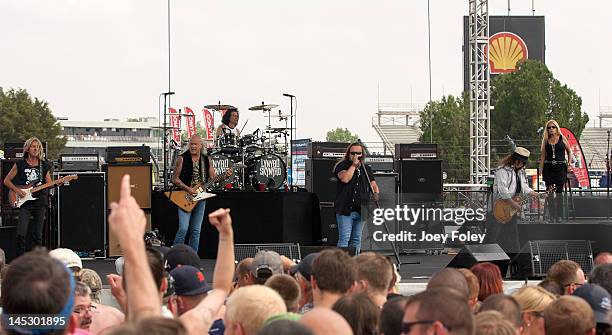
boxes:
[361,173,398,252]
[105,164,152,209]
[397,159,442,202]
[0,226,17,263]
[510,240,593,279]
[108,211,151,257]
[57,172,106,257]
[1,159,20,209]
[305,159,338,203]
[447,244,510,276]
[318,204,338,246]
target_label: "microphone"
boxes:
[283,93,295,98]
[162,92,175,96]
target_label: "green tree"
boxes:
[491,60,589,163]
[419,94,470,182]
[0,88,66,158]
[326,128,358,143]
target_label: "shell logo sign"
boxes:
[487,32,528,74]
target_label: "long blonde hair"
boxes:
[23,137,44,161]
[540,119,562,149]
[512,286,556,313]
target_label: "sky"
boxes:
[2,0,611,143]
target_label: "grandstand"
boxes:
[581,127,609,172]
[371,103,423,155]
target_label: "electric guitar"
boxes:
[8,175,78,208]
[165,170,232,212]
[493,185,555,224]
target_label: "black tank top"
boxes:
[545,138,566,162]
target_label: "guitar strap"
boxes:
[515,169,522,194]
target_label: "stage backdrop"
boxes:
[463,16,546,92]
[561,127,591,188]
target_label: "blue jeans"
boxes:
[336,211,363,254]
[174,200,206,253]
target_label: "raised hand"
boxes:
[108,175,147,244]
[208,208,233,237]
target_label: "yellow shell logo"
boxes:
[488,32,528,74]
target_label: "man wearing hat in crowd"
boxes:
[251,250,284,285]
[573,283,612,334]
[49,247,83,278]
[290,252,319,314]
[485,147,539,255]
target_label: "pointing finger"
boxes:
[120,174,131,201]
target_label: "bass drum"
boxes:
[209,153,235,190]
[249,154,287,190]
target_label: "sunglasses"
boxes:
[350,152,363,155]
[547,126,557,129]
[400,320,451,334]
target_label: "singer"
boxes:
[539,119,573,222]
[334,143,379,254]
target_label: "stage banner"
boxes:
[203,108,214,141]
[169,108,181,144]
[561,127,591,188]
[184,107,196,138]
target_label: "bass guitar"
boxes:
[165,170,232,212]
[493,185,555,224]
[8,175,78,208]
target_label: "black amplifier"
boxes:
[3,142,48,159]
[60,154,100,172]
[106,146,150,164]
[394,143,438,160]
[364,156,394,172]
[307,142,349,159]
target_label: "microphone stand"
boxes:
[359,160,418,268]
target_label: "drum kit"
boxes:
[206,103,293,191]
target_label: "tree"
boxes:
[491,60,589,163]
[419,94,470,182]
[0,88,66,159]
[326,128,358,143]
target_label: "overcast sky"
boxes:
[2,0,611,143]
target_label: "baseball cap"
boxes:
[289,252,319,280]
[170,265,211,296]
[263,312,301,327]
[573,283,612,325]
[251,250,283,278]
[165,244,201,271]
[49,248,82,270]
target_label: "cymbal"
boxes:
[204,104,236,110]
[248,104,279,111]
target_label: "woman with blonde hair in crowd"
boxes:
[539,119,573,222]
[511,286,556,335]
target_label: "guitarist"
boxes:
[485,147,537,254]
[3,137,58,256]
[171,134,217,253]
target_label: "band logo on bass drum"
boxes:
[258,158,283,178]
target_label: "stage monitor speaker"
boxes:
[105,164,152,208]
[57,172,106,257]
[317,204,338,246]
[510,240,593,279]
[398,159,442,202]
[108,211,151,257]
[362,173,398,252]
[447,244,510,276]
[305,159,337,203]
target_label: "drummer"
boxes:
[215,107,241,143]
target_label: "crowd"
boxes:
[0,174,612,335]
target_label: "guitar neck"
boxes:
[30,180,57,193]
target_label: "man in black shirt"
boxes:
[334,143,379,254]
[3,137,57,256]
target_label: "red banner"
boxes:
[560,127,591,188]
[184,107,196,139]
[169,108,181,144]
[203,108,214,141]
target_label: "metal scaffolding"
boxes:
[468,0,491,184]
